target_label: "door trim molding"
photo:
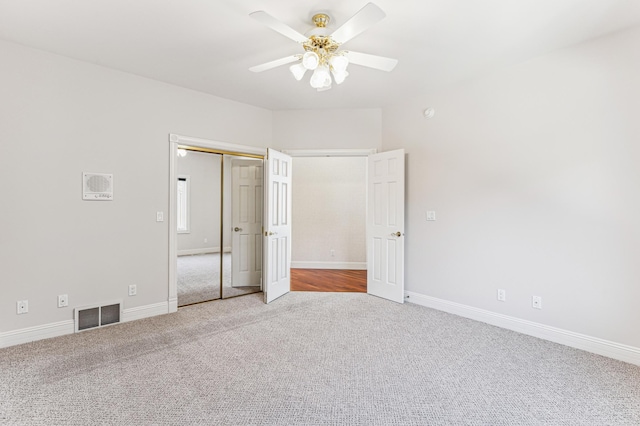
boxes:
[170,134,267,157]
[281,148,376,157]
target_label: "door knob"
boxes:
[393,231,403,237]
[266,231,278,236]
[234,227,243,232]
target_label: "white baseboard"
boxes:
[1,301,171,349]
[405,291,640,366]
[178,247,219,256]
[291,261,366,270]
[0,320,75,349]
[122,301,169,323]
[178,246,232,256]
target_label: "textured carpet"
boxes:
[1,292,640,425]
[177,253,259,306]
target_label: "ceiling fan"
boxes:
[248,2,398,91]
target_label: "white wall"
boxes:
[273,109,379,270]
[291,157,367,269]
[0,40,271,337]
[272,108,382,151]
[382,26,640,348]
[177,151,222,254]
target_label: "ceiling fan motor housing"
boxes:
[312,13,330,28]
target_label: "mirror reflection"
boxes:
[222,155,263,298]
[176,150,263,307]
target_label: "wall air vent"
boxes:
[83,172,113,200]
[74,301,122,332]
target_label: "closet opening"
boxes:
[175,146,264,307]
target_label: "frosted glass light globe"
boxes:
[302,52,319,70]
[329,55,349,73]
[310,65,331,89]
[289,62,307,81]
[332,70,349,85]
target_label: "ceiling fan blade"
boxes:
[249,11,308,43]
[330,3,386,44]
[249,55,300,73]
[345,51,398,72]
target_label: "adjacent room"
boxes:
[290,154,368,293]
[2,1,640,424]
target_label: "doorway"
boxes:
[289,153,369,293]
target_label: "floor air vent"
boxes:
[74,300,122,332]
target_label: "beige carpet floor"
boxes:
[177,253,260,305]
[1,292,640,425]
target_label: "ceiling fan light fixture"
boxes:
[249,4,397,93]
[329,55,349,73]
[332,69,349,85]
[302,51,319,70]
[289,62,307,81]
[310,65,331,89]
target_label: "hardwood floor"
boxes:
[291,269,367,293]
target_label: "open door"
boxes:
[231,158,263,288]
[263,148,292,303]
[367,149,405,303]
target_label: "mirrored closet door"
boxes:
[176,149,263,306]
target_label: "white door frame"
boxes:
[282,149,377,157]
[285,148,405,303]
[283,149,375,272]
[168,134,266,313]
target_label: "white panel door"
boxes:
[263,148,292,303]
[231,159,263,287]
[367,149,405,303]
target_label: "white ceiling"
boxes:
[1,0,640,110]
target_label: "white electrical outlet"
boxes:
[532,295,542,309]
[330,249,335,257]
[426,211,436,221]
[497,289,506,302]
[58,294,68,308]
[156,211,164,222]
[16,300,28,314]
[129,285,137,296]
